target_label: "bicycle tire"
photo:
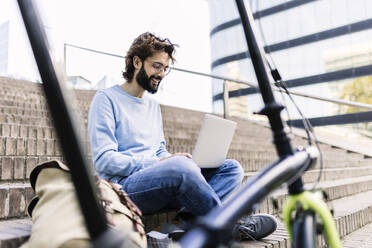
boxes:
[292,210,317,248]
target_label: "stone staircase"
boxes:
[1,76,372,247]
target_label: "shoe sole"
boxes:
[168,230,185,241]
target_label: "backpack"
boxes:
[21,160,147,248]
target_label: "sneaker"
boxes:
[159,222,185,241]
[234,214,277,241]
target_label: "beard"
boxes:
[136,64,162,94]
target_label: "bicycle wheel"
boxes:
[292,210,317,248]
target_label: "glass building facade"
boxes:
[208,0,372,120]
[0,21,9,75]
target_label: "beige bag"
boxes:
[21,160,147,248]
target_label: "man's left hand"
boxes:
[160,153,192,161]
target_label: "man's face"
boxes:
[135,52,170,94]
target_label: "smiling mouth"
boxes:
[151,78,160,87]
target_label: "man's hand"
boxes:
[160,153,192,161]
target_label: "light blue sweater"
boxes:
[88,85,171,180]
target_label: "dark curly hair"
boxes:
[123,32,178,82]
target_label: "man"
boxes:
[88,32,276,241]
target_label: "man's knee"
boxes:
[160,156,206,194]
[223,159,244,181]
[163,156,201,178]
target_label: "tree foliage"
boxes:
[340,75,372,113]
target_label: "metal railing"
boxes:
[63,43,372,124]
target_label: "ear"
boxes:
[133,56,142,70]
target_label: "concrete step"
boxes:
[1,122,363,163]
[0,78,95,99]
[245,165,372,184]
[0,110,271,140]
[2,132,362,162]
[0,104,86,120]
[342,221,372,247]
[0,123,56,139]
[0,112,86,128]
[165,142,368,168]
[262,175,372,215]
[0,94,90,108]
[3,172,372,246]
[0,99,49,111]
[0,105,50,118]
[240,157,372,173]
[0,109,361,162]
[0,155,67,182]
[0,218,32,248]
[165,136,365,159]
[166,137,341,158]
[1,136,361,169]
[0,77,42,88]
[2,168,372,220]
[0,76,39,87]
[1,149,369,184]
[0,137,66,157]
[0,95,90,110]
[0,124,277,149]
[1,135,369,183]
[0,89,90,100]
[162,120,274,138]
[164,125,350,151]
[0,113,53,126]
[5,153,368,184]
[331,190,372,238]
[0,91,43,100]
[253,188,372,243]
[0,94,45,105]
[161,105,206,122]
[0,217,289,248]
[0,120,268,140]
[0,183,33,220]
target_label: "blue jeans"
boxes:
[115,156,244,216]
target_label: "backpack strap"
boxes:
[28,160,70,217]
[30,160,69,190]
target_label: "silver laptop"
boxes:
[192,114,237,168]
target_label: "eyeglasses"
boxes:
[150,62,171,76]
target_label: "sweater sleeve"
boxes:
[156,131,171,159]
[88,92,159,177]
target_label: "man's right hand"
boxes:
[159,153,192,161]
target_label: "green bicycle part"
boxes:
[282,191,342,248]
